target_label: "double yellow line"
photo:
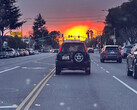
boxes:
[16,68,55,110]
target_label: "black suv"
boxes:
[56,40,91,75]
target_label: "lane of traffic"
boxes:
[28,57,137,110]
[0,53,56,71]
[90,53,137,96]
[0,54,56,109]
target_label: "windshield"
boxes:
[106,47,119,51]
[62,43,85,52]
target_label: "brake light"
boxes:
[117,49,121,53]
[85,46,87,51]
[103,49,108,53]
[59,46,62,51]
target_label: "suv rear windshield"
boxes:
[106,47,119,51]
[62,43,85,52]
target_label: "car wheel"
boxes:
[73,52,84,63]
[127,64,133,76]
[117,59,122,63]
[133,64,137,79]
[100,59,104,63]
[85,67,90,75]
[56,66,61,75]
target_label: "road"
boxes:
[0,52,137,110]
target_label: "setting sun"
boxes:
[64,25,89,41]
[63,25,102,41]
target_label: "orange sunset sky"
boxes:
[15,0,128,39]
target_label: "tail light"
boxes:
[103,49,108,53]
[59,46,62,52]
[117,49,121,53]
[85,46,87,51]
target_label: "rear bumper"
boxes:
[56,60,90,70]
[101,55,122,60]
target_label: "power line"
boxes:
[45,15,106,19]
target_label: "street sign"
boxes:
[39,39,45,42]
[11,32,21,37]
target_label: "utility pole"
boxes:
[0,31,2,52]
[114,28,116,45]
[29,32,31,48]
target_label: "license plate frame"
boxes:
[62,56,70,60]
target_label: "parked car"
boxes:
[49,49,54,53]
[26,48,34,55]
[100,45,122,63]
[25,50,30,56]
[121,45,133,58]
[127,44,137,79]
[34,50,39,54]
[88,48,94,53]
[6,49,16,57]
[0,51,10,58]
[56,40,91,75]
[17,49,24,56]
[53,49,59,53]
[21,49,28,56]
[16,50,20,57]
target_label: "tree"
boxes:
[32,13,48,49]
[0,0,24,36]
[49,31,60,48]
[103,0,137,45]
[33,13,48,40]
[0,0,23,51]
[6,36,27,49]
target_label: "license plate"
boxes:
[62,56,70,60]
[110,51,115,53]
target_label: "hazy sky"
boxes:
[17,0,129,36]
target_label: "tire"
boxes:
[127,67,133,76]
[133,64,137,79]
[117,59,122,63]
[85,67,90,75]
[100,59,104,63]
[73,52,85,64]
[118,58,122,63]
[56,66,61,75]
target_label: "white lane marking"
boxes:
[106,71,110,73]
[0,66,20,74]
[22,67,46,70]
[113,76,137,95]
[0,106,18,109]
[100,67,103,69]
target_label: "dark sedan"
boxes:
[88,48,94,53]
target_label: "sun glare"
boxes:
[64,25,90,41]
[63,25,101,41]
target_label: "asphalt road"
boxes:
[0,52,137,110]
